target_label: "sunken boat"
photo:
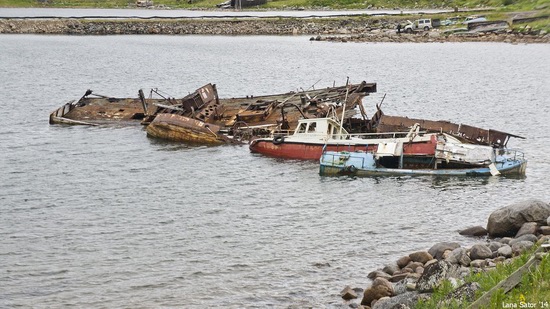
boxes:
[49,81,378,145]
[144,81,377,144]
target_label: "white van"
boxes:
[403,19,433,33]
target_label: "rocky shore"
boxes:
[340,199,550,309]
[1,17,548,43]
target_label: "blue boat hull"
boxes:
[319,151,527,177]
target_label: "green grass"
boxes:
[416,247,550,309]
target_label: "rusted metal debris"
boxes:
[374,114,524,148]
[49,81,522,149]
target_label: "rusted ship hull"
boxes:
[249,136,437,160]
[146,113,228,145]
[49,94,159,126]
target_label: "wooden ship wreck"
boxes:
[49,81,378,144]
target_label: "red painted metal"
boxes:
[249,137,437,160]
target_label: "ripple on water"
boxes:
[0,36,549,308]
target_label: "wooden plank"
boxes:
[467,248,544,309]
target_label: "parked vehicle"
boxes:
[463,15,487,24]
[404,19,433,33]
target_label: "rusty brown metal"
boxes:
[376,115,524,147]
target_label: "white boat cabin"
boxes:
[291,118,349,141]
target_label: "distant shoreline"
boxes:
[1,17,548,44]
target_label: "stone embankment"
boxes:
[340,199,550,309]
[1,18,548,43]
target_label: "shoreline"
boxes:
[346,199,550,309]
[1,17,548,43]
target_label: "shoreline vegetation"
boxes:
[345,199,550,309]
[1,0,549,42]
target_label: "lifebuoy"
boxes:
[273,135,285,145]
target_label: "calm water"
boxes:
[1,35,549,308]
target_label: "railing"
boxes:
[270,130,428,140]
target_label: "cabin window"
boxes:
[297,123,307,133]
[308,122,316,132]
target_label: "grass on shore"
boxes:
[416,246,550,309]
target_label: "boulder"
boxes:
[361,283,393,306]
[390,273,408,283]
[470,244,493,260]
[500,237,513,244]
[537,235,550,245]
[383,263,400,276]
[540,226,550,235]
[511,240,535,255]
[428,242,461,260]
[445,247,471,267]
[488,241,504,252]
[416,260,459,293]
[373,277,394,295]
[516,222,538,238]
[487,199,550,237]
[446,282,481,303]
[459,226,488,237]
[409,251,433,264]
[372,291,424,309]
[509,234,538,246]
[406,262,424,272]
[341,285,358,300]
[497,245,513,258]
[368,270,392,280]
[396,256,411,269]
[470,259,487,268]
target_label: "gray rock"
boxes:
[446,282,481,303]
[470,244,493,260]
[511,240,534,255]
[470,259,487,268]
[500,237,513,244]
[393,280,408,296]
[409,251,433,264]
[396,255,411,269]
[488,241,504,252]
[486,199,550,237]
[428,242,461,260]
[445,247,471,267]
[368,270,392,280]
[540,226,550,235]
[547,215,550,226]
[497,245,513,258]
[372,291,424,309]
[383,263,400,276]
[538,235,550,245]
[459,226,488,237]
[416,260,459,293]
[390,273,408,283]
[509,234,538,246]
[340,285,358,300]
[516,222,538,238]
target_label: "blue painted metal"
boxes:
[319,150,527,177]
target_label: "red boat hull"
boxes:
[249,136,437,160]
